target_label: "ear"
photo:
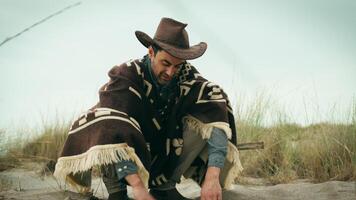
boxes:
[148,46,154,59]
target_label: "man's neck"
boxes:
[144,55,161,89]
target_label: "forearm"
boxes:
[125,173,145,188]
[207,127,228,169]
[119,161,154,200]
[113,160,145,187]
[200,128,228,199]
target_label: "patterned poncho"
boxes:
[54,56,242,192]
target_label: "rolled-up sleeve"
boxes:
[114,160,138,180]
[207,127,228,168]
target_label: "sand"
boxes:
[0,162,355,200]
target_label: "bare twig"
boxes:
[0,2,82,47]
[237,142,264,151]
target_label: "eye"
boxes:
[162,61,170,66]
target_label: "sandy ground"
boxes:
[0,162,355,200]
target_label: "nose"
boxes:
[165,66,176,77]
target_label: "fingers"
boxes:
[201,190,222,200]
[218,191,222,200]
[200,174,222,200]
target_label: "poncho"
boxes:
[54,56,243,193]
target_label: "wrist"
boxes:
[125,173,145,188]
[205,166,220,180]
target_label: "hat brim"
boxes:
[135,31,207,60]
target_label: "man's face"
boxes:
[148,46,185,85]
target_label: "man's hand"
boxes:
[201,167,222,200]
[125,173,155,200]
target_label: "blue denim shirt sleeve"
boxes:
[114,160,138,180]
[114,128,229,179]
[207,127,228,168]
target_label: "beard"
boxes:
[151,60,171,85]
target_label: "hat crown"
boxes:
[154,18,190,49]
[135,17,207,60]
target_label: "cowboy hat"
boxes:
[135,17,207,60]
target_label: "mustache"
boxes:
[160,73,172,80]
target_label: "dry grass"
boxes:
[0,95,355,184]
[238,123,356,183]
[19,122,69,162]
[0,121,69,172]
[236,95,356,184]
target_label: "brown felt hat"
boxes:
[135,17,207,60]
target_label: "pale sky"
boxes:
[0,0,355,132]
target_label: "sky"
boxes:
[0,0,355,133]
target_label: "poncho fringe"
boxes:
[54,143,149,192]
[183,115,243,189]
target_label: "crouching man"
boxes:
[54,17,243,200]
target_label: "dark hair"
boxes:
[151,43,162,55]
